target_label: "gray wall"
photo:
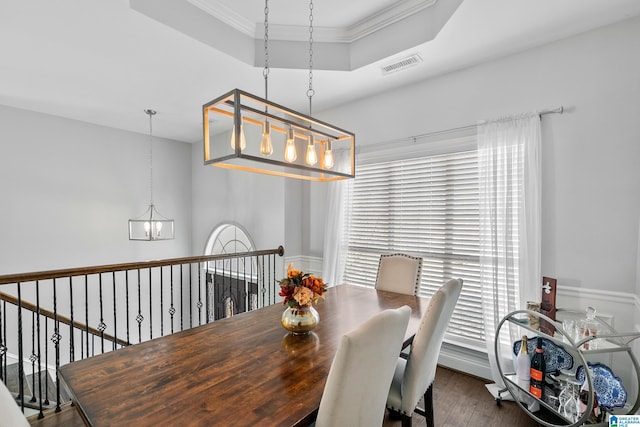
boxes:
[0,106,192,274]
[1,15,639,299]
[315,15,640,296]
[190,143,287,258]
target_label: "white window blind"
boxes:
[343,149,485,348]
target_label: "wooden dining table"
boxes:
[58,284,430,427]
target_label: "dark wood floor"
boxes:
[29,366,539,426]
[383,366,540,427]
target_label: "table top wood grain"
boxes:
[58,284,429,427]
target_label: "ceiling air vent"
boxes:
[381,54,423,75]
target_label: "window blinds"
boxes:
[343,149,486,348]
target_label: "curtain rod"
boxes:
[363,106,564,149]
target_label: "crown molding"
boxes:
[132,0,460,70]
[187,0,255,37]
[347,0,438,42]
[189,0,438,43]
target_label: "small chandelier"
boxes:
[129,109,175,241]
[202,0,354,182]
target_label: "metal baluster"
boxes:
[170,265,175,334]
[213,261,218,320]
[180,263,184,331]
[0,300,5,382]
[44,317,49,406]
[17,282,24,410]
[69,277,75,362]
[35,281,43,418]
[84,275,89,359]
[250,254,255,310]
[137,269,143,343]
[271,253,276,305]
[197,262,202,326]
[243,256,248,312]
[148,268,153,340]
[187,264,192,329]
[112,271,117,351]
[227,257,232,317]
[126,270,130,345]
[160,267,164,337]
[204,262,211,323]
[30,311,37,403]
[261,255,266,308]
[98,274,105,353]
[52,278,61,412]
[265,254,269,306]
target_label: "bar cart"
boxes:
[494,308,640,426]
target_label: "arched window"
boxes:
[205,222,255,256]
[204,223,259,321]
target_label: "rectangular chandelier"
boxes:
[203,89,355,181]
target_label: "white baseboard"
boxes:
[439,342,492,380]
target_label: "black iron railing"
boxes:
[0,246,284,419]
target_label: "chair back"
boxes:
[316,305,412,427]
[375,253,422,295]
[0,381,29,427]
[401,278,462,412]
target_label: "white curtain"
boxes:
[478,114,542,387]
[322,151,353,287]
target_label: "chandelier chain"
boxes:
[145,109,156,205]
[307,0,314,117]
[263,0,269,104]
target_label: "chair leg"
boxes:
[401,413,412,427]
[424,384,434,427]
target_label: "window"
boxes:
[343,143,485,349]
[204,223,259,320]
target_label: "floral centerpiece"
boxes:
[278,264,327,334]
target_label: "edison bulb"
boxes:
[260,121,273,156]
[230,123,246,151]
[305,134,318,166]
[284,127,297,163]
[323,146,334,169]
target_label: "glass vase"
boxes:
[281,305,319,335]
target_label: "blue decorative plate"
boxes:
[576,362,627,411]
[513,336,573,373]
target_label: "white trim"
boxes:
[439,342,492,380]
[187,0,255,37]
[190,0,438,43]
[347,0,438,42]
[284,255,323,278]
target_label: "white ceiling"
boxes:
[1,0,640,143]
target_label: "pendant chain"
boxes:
[146,110,155,205]
[307,0,314,117]
[263,0,269,106]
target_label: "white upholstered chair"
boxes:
[315,305,412,427]
[0,380,29,427]
[375,253,423,295]
[386,278,462,427]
